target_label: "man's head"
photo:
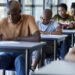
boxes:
[40,9,52,25]
[7,1,21,24]
[71,3,75,16]
[58,3,67,18]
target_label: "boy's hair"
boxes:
[58,3,67,10]
[71,3,75,9]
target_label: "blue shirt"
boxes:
[36,21,59,32]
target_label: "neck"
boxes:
[13,15,21,24]
[61,14,67,18]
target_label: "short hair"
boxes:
[7,1,21,11]
[71,3,75,9]
[43,9,52,18]
[58,3,67,10]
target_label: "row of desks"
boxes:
[41,34,68,60]
[0,29,75,75]
[62,29,75,47]
[32,60,75,75]
[0,41,46,75]
[32,29,75,75]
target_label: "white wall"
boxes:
[67,0,75,11]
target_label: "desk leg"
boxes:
[40,48,45,67]
[54,40,57,60]
[71,34,74,47]
[63,40,66,58]
[25,49,29,75]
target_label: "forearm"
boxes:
[40,31,62,35]
[16,36,41,42]
[6,31,41,42]
[6,36,40,42]
[50,31,62,35]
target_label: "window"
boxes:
[0,0,7,20]
[0,0,6,3]
[21,0,67,20]
[21,0,43,21]
[25,0,32,5]
[34,7,43,21]
[24,7,32,15]
[45,0,67,17]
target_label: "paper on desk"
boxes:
[0,41,20,45]
[41,34,67,39]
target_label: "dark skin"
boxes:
[58,7,67,18]
[40,9,62,35]
[3,6,41,42]
[71,8,75,16]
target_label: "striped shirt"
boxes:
[36,21,59,32]
[53,14,74,29]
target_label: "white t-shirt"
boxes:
[36,21,59,32]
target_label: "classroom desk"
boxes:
[62,29,75,47]
[32,60,75,75]
[41,34,68,60]
[0,41,46,75]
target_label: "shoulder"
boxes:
[68,15,74,21]
[0,17,8,25]
[50,20,58,25]
[50,20,59,28]
[21,14,36,24]
[22,14,34,19]
[53,14,60,21]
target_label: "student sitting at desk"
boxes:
[53,3,74,55]
[0,1,40,75]
[32,9,62,71]
[53,3,74,29]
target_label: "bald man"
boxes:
[0,1,40,75]
[37,9,62,34]
[32,9,62,70]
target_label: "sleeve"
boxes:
[52,15,58,21]
[36,21,40,27]
[28,16,39,35]
[53,21,59,29]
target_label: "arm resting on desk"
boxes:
[6,31,41,42]
[40,26,62,35]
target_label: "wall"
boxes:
[67,0,75,11]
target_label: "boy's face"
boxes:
[58,7,67,18]
[71,8,75,16]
